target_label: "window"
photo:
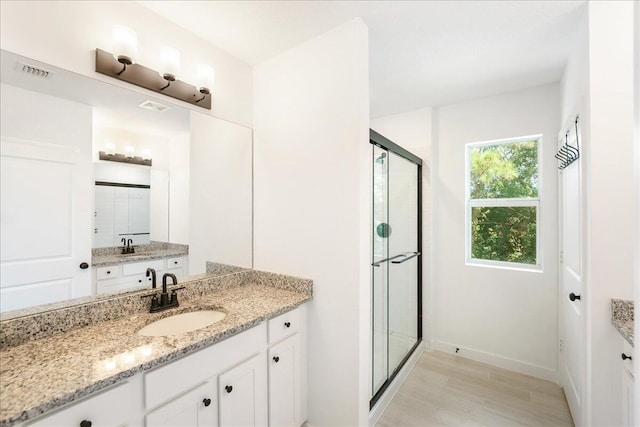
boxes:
[466,136,541,269]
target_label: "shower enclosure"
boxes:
[370,129,422,408]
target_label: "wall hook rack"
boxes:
[95,49,211,110]
[556,116,580,170]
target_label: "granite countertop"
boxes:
[0,272,311,426]
[611,298,634,347]
[92,248,189,267]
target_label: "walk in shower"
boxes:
[370,129,422,408]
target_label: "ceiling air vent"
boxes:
[139,100,170,113]
[15,61,54,79]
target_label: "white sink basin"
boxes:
[138,310,226,337]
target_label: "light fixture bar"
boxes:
[95,48,211,110]
[99,151,152,166]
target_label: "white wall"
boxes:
[0,1,253,127]
[253,19,370,427]
[583,2,636,425]
[431,84,560,380]
[371,107,433,342]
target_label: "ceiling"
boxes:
[138,0,586,118]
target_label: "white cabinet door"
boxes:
[146,380,217,427]
[622,367,635,427]
[218,354,267,427]
[27,382,133,427]
[268,334,302,427]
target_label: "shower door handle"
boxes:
[372,254,404,267]
[391,252,421,264]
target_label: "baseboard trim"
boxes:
[369,345,425,426]
[430,340,558,382]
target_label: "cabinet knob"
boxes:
[622,353,633,361]
[284,322,291,328]
[203,398,212,407]
[273,356,280,363]
[225,385,233,393]
[80,421,92,427]
[79,262,89,270]
[569,293,581,301]
[106,271,111,275]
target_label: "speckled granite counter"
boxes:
[92,241,188,267]
[611,298,634,347]
[0,270,312,426]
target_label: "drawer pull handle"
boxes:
[79,262,89,269]
[284,322,291,328]
[273,356,280,363]
[80,421,92,427]
[225,385,233,393]
[569,293,580,301]
[106,271,111,274]
[203,398,212,407]
[622,353,633,361]
[174,261,178,264]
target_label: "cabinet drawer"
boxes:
[144,322,267,410]
[122,259,163,276]
[167,257,183,270]
[27,381,133,426]
[96,265,120,280]
[268,307,301,344]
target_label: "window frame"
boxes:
[465,134,543,272]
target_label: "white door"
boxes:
[0,137,92,311]
[559,124,584,425]
[218,354,268,427]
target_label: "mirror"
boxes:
[0,49,253,315]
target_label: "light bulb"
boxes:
[160,47,180,81]
[104,142,116,155]
[196,64,215,94]
[124,146,135,158]
[141,149,152,160]
[112,25,137,65]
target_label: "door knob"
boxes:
[622,353,633,361]
[79,262,89,269]
[203,398,212,407]
[80,421,92,427]
[284,322,291,328]
[569,293,581,301]
[273,356,280,363]
[225,385,233,393]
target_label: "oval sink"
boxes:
[138,310,226,337]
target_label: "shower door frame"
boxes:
[369,129,423,409]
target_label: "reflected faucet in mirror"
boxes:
[121,238,135,254]
[146,268,157,289]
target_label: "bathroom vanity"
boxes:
[0,269,312,427]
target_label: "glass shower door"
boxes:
[371,134,421,406]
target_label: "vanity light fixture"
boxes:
[95,27,212,109]
[99,146,152,167]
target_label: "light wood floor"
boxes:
[375,351,574,427]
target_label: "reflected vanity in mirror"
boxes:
[0,49,253,314]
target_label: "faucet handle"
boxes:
[141,292,160,310]
[169,286,186,305]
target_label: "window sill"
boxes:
[466,259,543,273]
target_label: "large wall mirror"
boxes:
[0,49,253,315]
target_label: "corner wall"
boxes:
[253,19,371,426]
[431,84,561,380]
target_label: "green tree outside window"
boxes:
[468,140,539,266]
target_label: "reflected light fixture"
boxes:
[95,26,212,109]
[112,25,137,75]
[195,64,215,103]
